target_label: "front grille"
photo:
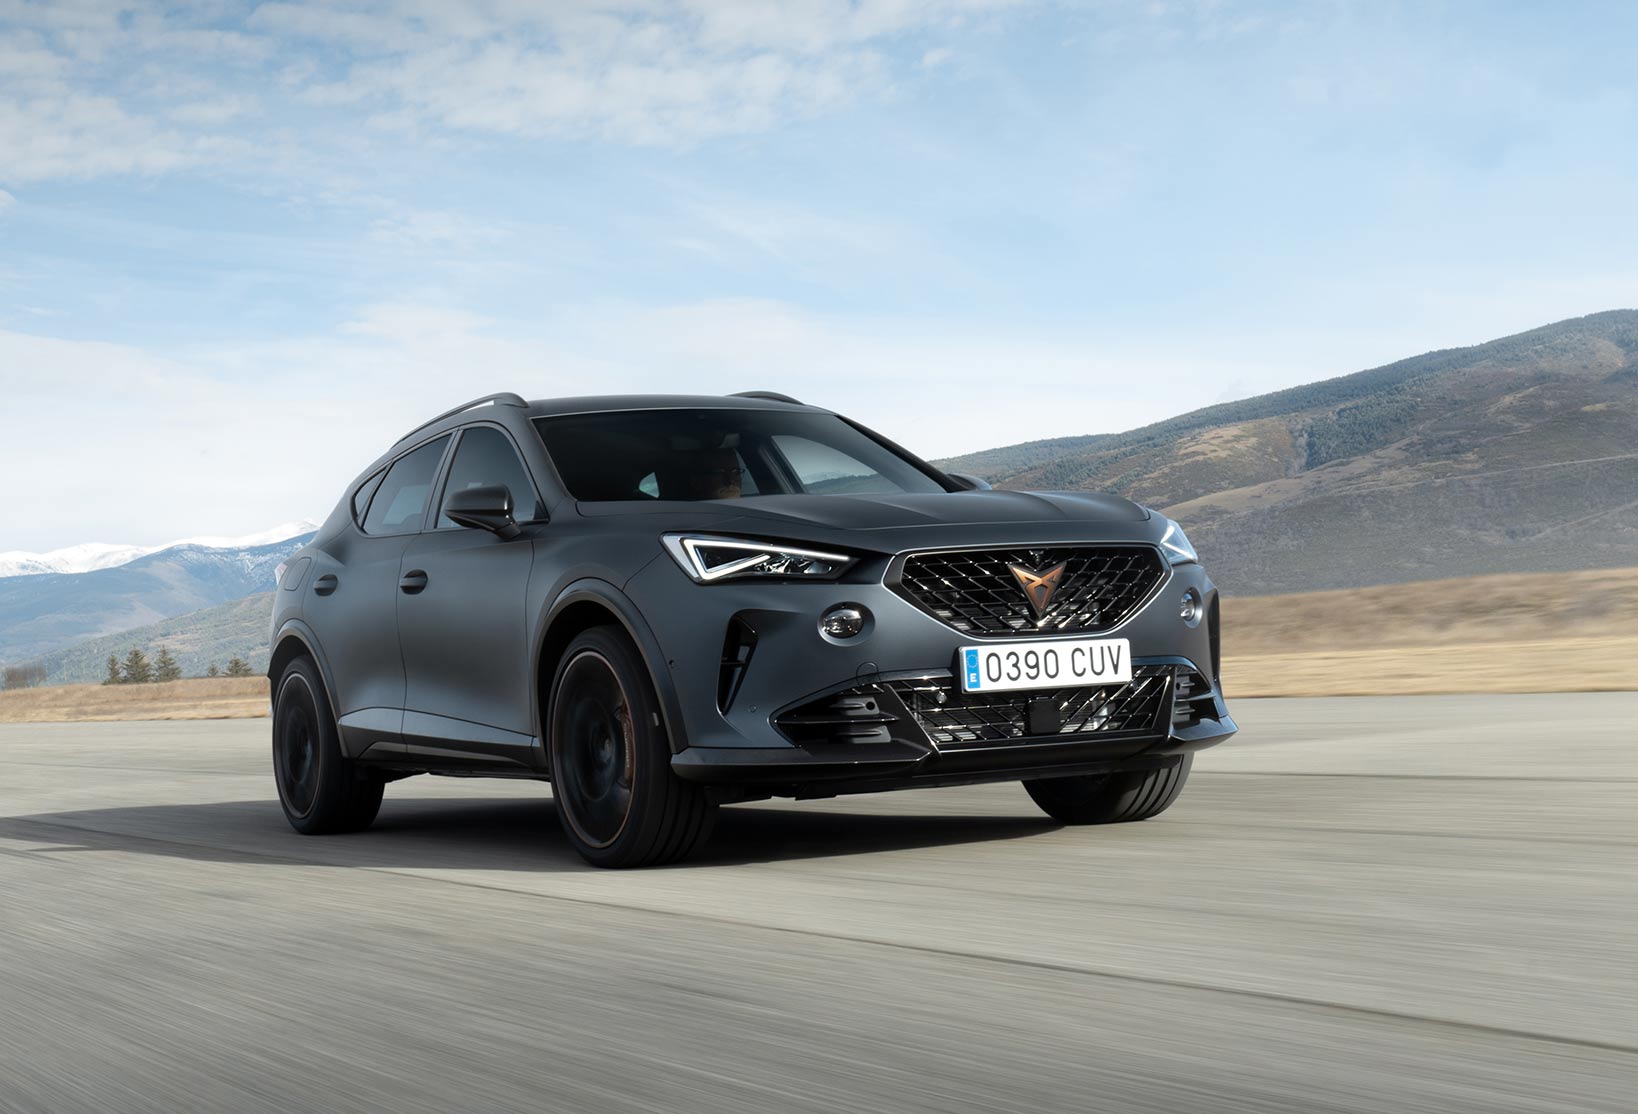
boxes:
[886,665,1172,746]
[777,665,1174,749]
[894,546,1167,636]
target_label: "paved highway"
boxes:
[1,694,1633,1113]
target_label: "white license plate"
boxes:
[959,638,1132,693]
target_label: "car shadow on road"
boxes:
[0,792,1061,873]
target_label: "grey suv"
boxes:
[269,392,1234,866]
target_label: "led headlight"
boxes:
[662,535,856,583]
[1158,517,1199,566]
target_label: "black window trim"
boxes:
[426,420,550,532]
[351,467,388,528]
[356,432,455,538]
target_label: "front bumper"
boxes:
[623,547,1235,797]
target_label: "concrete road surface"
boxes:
[1,694,1634,1113]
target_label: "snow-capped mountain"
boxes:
[0,521,321,579]
[0,523,320,667]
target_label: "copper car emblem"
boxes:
[1009,561,1067,617]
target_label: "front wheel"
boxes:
[1023,756,1192,825]
[547,626,716,867]
[272,656,384,834]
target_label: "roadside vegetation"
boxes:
[97,646,253,686]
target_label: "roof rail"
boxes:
[730,390,804,405]
[395,392,528,445]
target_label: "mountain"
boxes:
[0,531,314,665]
[31,592,277,685]
[0,521,319,578]
[936,310,1638,594]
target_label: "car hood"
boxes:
[578,489,1155,550]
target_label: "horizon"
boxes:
[7,305,1632,554]
[5,2,1638,550]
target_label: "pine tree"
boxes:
[154,646,182,683]
[225,657,253,678]
[206,663,220,678]
[122,648,153,685]
[104,654,123,686]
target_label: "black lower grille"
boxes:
[776,665,1175,749]
[886,665,1172,746]
[1171,669,1215,730]
[893,546,1168,636]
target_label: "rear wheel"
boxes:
[547,626,716,868]
[272,656,384,834]
[1023,756,1192,825]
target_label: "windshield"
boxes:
[534,409,952,502]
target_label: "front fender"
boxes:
[533,578,692,754]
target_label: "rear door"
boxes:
[398,424,544,766]
[304,434,451,758]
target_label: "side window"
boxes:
[770,435,897,494]
[361,435,451,535]
[437,426,545,528]
[351,469,386,527]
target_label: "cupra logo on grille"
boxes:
[1009,561,1068,617]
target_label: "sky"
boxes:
[2,0,1637,551]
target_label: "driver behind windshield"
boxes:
[688,448,744,500]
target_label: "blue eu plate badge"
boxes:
[963,648,982,689]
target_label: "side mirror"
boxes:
[947,472,993,491]
[444,484,521,540]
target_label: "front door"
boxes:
[397,424,543,767]
[305,433,452,757]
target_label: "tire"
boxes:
[1023,756,1193,825]
[547,626,716,868]
[272,656,384,834]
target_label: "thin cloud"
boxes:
[0,0,1028,184]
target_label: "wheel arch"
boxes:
[267,620,340,721]
[535,580,689,754]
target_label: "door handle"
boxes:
[399,570,429,594]
[313,574,339,597]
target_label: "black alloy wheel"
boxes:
[275,680,321,818]
[272,656,384,834]
[555,650,637,848]
[548,626,715,867]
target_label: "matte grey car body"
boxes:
[268,392,1235,866]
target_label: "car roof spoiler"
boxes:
[395,392,528,446]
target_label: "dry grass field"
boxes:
[0,676,268,724]
[1222,566,1638,696]
[1,566,1633,722]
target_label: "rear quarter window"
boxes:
[351,469,386,526]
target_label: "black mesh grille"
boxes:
[883,665,1171,747]
[894,546,1167,636]
[773,665,1175,749]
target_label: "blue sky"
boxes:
[3,0,1637,550]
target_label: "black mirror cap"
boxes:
[445,484,522,539]
[947,471,993,491]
